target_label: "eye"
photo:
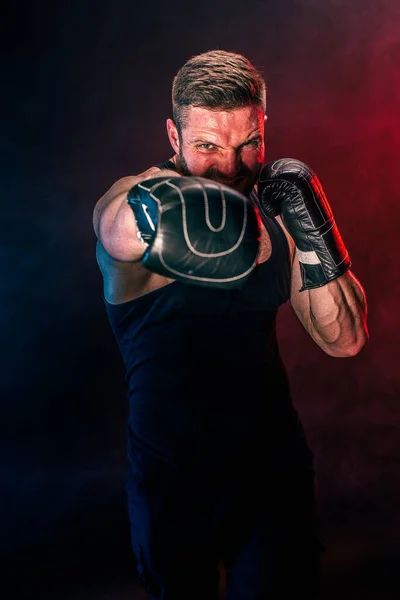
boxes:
[196,143,216,151]
[242,139,261,150]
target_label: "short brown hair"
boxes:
[172,50,267,132]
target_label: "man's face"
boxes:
[167,105,266,197]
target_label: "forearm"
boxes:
[307,270,368,357]
[93,176,143,261]
[93,168,178,261]
[101,189,146,261]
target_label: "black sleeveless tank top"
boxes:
[104,163,308,470]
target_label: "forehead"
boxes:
[182,105,265,144]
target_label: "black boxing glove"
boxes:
[258,158,351,291]
[127,175,261,289]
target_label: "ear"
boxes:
[166,118,180,154]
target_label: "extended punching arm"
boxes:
[127,175,261,289]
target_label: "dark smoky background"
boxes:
[1,0,399,597]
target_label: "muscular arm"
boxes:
[258,158,369,358]
[289,246,369,357]
[92,167,178,261]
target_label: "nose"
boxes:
[218,148,241,180]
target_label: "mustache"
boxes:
[176,153,260,195]
[201,166,253,184]
[176,153,253,182]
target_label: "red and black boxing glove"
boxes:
[258,158,351,291]
[127,175,261,289]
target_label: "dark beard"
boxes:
[175,150,259,197]
[175,152,193,177]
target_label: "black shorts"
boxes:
[125,451,324,600]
